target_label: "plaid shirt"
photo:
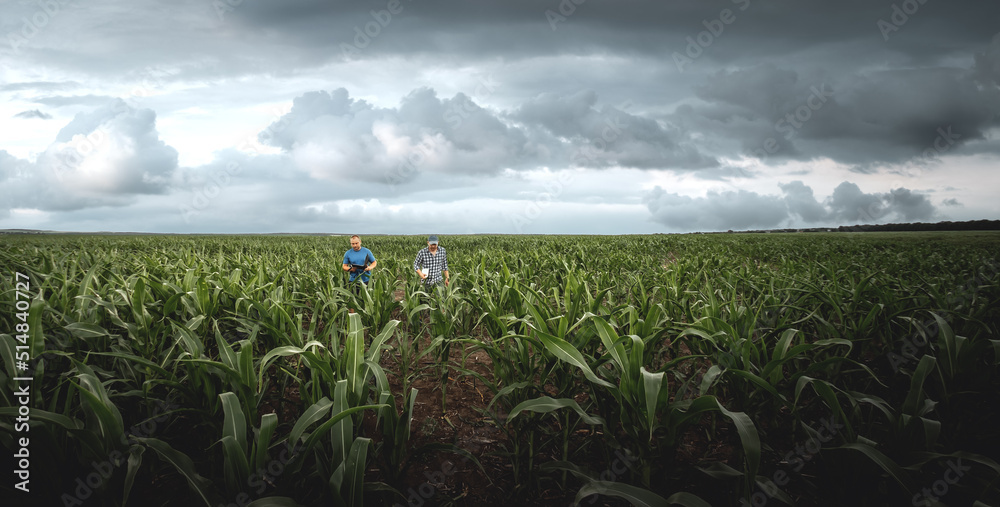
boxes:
[413,246,448,285]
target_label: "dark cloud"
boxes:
[512,90,716,169]
[644,187,789,231]
[973,33,1000,87]
[1,0,996,232]
[220,0,1000,65]
[828,182,889,222]
[826,182,936,223]
[886,188,935,220]
[682,62,999,167]
[779,180,828,223]
[260,86,718,187]
[13,109,52,119]
[645,180,939,231]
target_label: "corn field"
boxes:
[2,232,999,506]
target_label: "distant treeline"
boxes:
[724,219,1000,234]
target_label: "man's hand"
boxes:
[417,269,427,280]
[445,279,449,286]
[364,265,373,271]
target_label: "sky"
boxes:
[1,0,998,234]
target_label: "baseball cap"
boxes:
[427,235,439,245]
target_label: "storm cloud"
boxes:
[0,0,996,232]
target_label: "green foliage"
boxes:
[0,232,998,506]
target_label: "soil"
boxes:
[254,292,758,506]
[362,320,748,507]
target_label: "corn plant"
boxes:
[510,316,761,501]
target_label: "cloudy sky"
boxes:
[1,0,998,233]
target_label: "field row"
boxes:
[1,233,999,506]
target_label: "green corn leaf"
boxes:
[123,444,145,506]
[902,355,937,416]
[593,316,629,375]
[641,367,665,441]
[220,392,247,453]
[535,331,613,388]
[255,413,279,471]
[575,480,678,507]
[221,434,251,492]
[831,442,916,496]
[288,397,333,446]
[343,437,372,507]
[134,437,215,506]
[507,396,605,426]
[65,322,112,340]
[366,319,400,361]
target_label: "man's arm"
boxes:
[443,251,449,285]
[413,251,427,279]
[342,251,351,271]
[365,249,377,271]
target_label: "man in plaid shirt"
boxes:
[413,235,449,290]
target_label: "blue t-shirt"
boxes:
[343,247,375,283]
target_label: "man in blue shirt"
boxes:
[342,235,377,287]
